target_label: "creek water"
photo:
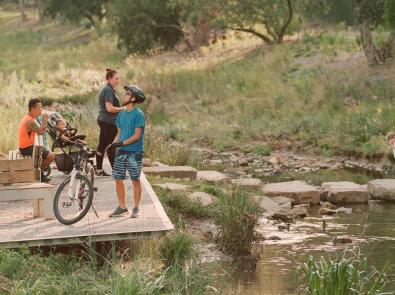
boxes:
[223,201,395,294]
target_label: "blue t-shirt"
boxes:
[116,107,145,152]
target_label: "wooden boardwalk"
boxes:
[0,171,174,248]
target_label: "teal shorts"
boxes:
[112,150,143,181]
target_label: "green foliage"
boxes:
[158,231,195,269]
[301,255,389,295]
[215,189,259,256]
[242,144,272,156]
[145,135,202,167]
[155,187,213,226]
[110,268,165,294]
[110,0,183,54]
[218,0,306,44]
[43,0,108,27]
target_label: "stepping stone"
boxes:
[321,182,368,204]
[142,158,152,167]
[253,196,282,217]
[368,179,395,201]
[188,192,217,206]
[272,207,308,222]
[151,161,169,167]
[143,166,197,180]
[232,178,262,188]
[154,183,191,192]
[262,181,320,205]
[271,196,293,208]
[196,171,230,183]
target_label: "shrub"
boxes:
[158,231,195,269]
[215,189,259,256]
[301,255,389,295]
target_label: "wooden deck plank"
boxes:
[0,172,173,248]
[0,159,33,172]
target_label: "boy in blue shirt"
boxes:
[106,85,146,218]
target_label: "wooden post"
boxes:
[33,134,44,181]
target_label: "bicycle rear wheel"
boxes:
[53,173,93,225]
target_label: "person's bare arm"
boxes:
[105,102,126,113]
[122,128,143,145]
[26,118,47,135]
[113,128,121,143]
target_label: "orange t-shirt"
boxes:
[18,114,35,149]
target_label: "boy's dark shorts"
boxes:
[112,150,143,181]
[19,145,50,160]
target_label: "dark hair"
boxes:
[387,132,395,141]
[28,98,41,111]
[106,68,117,80]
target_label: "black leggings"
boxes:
[96,120,117,169]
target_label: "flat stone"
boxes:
[271,206,308,222]
[151,161,170,168]
[271,196,293,209]
[368,179,395,201]
[232,178,263,188]
[188,192,217,206]
[319,207,352,215]
[262,181,320,205]
[320,201,336,209]
[154,183,191,192]
[321,182,368,204]
[196,171,231,183]
[319,207,337,215]
[142,158,152,167]
[253,196,282,217]
[290,206,308,218]
[143,166,197,180]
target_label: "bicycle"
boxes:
[53,129,98,225]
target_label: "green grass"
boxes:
[154,187,214,229]
[0,241,217,295]
[301,255,390,295]
[158,231,195,269]
[1,9,394,161]
[215,188,260,256]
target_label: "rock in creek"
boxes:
[262,181,320,205]
[320,182,368,204]
[319,207,353,215]
[368,179,395,202]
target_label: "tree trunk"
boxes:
[19,0,28,22]
[37,0,44,21]
[359,17,381,65]
[184,19,211,50]
[356,0,394,65]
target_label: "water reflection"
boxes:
[225,201,395,294]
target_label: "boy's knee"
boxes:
[132,179,141,185]
[115,179,124,184]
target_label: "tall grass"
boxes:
[301,255,390,295]
[215,188,260,256]
[0,239,218,295]
[154,187,213,229]
[145,135,202,167]
[158,231,195,269]
[1,9,394,160]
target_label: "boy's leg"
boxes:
[132,179,142,208]
[115,180,126,209]
[109,153,129,216]
[126,153,143,218]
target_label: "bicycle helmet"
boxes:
[124,85,146,104]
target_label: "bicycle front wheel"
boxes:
[53,173,94,225]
